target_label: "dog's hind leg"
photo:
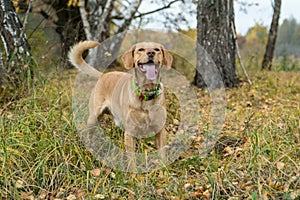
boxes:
[86,90,106,129]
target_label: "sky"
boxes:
[235,0,300,35]
[139,0,300,36]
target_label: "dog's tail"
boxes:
[68,41,102,78]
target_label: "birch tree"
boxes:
[79,0,143,68]
[0,0,32,100]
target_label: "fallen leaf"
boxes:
[21,192,34,200]
[110,172,116,179]
[156,188,164,195]
[80,162,86,171]
[188,191,202,198]
[16,180,24,188]
[173,118,179,125]
[184,183,192,189]
[228,197,239,200]
[276,161,285,170]
[91,168,101,177]
[38,189,48,199]
[56,187,66,197]
[66,194,76,200]
[262,189,269,200]
[94,194,105,199]
[224,146,234,155]
[290,189,300,199]
[203,189,211,199]
[76,189,85,199]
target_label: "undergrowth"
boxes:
[0,68,299,199]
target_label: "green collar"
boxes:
[133,79,161,101]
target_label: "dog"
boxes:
[68,41,173,168]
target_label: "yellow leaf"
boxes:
[94,194,105,199]
[224,146,234,155]
[110,172,116,179]
[91,168,101,177]
[15,180,24,188]
[276,161,285,170]
[66,194,76,200]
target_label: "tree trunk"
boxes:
[25,0,86,67]
[262,0,281,70]
[51,1,85,67]
[193,0,239,88]
[84,0,116,68]
[0,0,32,101]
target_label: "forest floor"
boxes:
[0,67,299,199]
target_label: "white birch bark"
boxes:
[0,0,32,96]
[0,0,31,66]
[79,0,92,41]
[85,0,142,68]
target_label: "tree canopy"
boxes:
[275,17,300,56]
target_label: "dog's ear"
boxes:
[162,48,173,68]
[122,45,136,69]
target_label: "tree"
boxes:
[16,0,185,67]
[0,0,32,101]
[194,0,239,88]
[79,0,142,68]
[28,0,85,67]
[275,17,300,56]
[262,0,281,70]
[241,24,268,68]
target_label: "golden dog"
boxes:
[69,41,173,167]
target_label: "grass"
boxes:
[0,67,299,199]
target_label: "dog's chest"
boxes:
[109,77,166,137]
[114,103,166,138]
[127,105,166,137]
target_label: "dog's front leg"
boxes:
[124,133,136,172]
[124,132,136,152]
[87,114,98,129]
[156,129,167,162]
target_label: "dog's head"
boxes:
[122,42,173,81]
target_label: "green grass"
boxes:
[0,68,299,199]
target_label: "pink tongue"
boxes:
[145,64,156,81]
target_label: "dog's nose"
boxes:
[147,50,155,57]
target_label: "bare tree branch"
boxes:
[22,0,32,31]
[231,23,252,85]
[118,0,142,32]
[104,0,116,27]
[92,0,116,40]
[79,0,92,40]
[0,48,5,72]
[134,0,182,19]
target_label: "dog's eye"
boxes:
[154,48,160,52]
[138,48,145,52]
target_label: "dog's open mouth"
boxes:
[138,61,159,81]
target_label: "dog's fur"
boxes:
[69,41,173,164]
